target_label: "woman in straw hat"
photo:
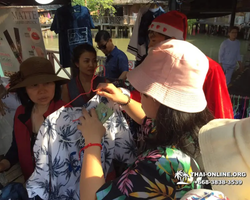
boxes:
[0,57,69,181]
[76,39,215,199]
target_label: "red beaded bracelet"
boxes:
[78,143,102,159]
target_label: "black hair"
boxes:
[164,35,172,40]
[95,30,111,43]
[229,26,239,33]
[143,104,213,157]
[15,82,62,108]
[71,43,97,77]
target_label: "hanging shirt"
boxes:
[26,95,137,200]
[51,5,95,68]
[127,7,149,61]
[127,7,165,66]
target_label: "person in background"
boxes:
[62,43,106,107]
[0,57,68,181]
[95,30,129,81]
[78,40,214,199]
[219,26,243,85]
[132,10,233,119]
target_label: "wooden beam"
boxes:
[230,0,238,27]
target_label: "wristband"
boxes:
[119,94,131,106]
[78,143,102,159]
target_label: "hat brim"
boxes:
[127,65,207,113]
[8,74,69,92]
[199,118,250,198]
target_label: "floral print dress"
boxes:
[96,146,202,199]
[96,117,202,200]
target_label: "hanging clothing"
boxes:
[3,100,65,181]
[203,57,234,119]
[67,75,106,107]
[127,7,165,66]
[26,95,137,200]
[96,146,202,199]
[127,7,149,61]
[51,5,95,68]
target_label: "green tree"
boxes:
[86,0,116,17]
[187,19,197,27]
[72,0,85,6]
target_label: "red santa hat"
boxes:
[148,11,188,40]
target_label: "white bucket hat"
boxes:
[199,118,250,200]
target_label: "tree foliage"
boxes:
[187,19,197,27]
[87,0,116,16]
[72,0,116,16]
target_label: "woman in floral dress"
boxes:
[77,39,214,199]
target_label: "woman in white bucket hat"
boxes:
[197,117,250,200]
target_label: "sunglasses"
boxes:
[97,41,108,50]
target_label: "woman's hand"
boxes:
[77,108,105,144]
[96,83,128,105]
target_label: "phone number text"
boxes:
[194,179,243,185]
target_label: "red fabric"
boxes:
[130,90,141,103]
[203,57,234,119]
[14,100,65,181]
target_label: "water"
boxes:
[43,30,248,63]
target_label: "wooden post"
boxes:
[230,0,238,27]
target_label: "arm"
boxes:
[78,109,105,200]
[120,98,146,125]
[96,83,146,124]
[61,84,70,103]
[80,146,104,200]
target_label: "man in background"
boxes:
[219,26,243,85]
[95,30,129,81]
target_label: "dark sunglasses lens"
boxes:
[97,44,106,50]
